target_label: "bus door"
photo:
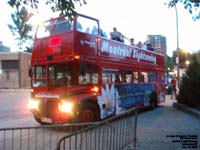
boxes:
[74,15,99,58]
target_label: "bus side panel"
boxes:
[97,83,154,119]
[115,83,154,114]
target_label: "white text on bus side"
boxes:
[100,41,157,64]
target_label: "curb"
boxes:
[0,89,31,92]
[173,102,200,120]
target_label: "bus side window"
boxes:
[115,74,121,83]
[139,72,148,83]
[149,72,157,82]
[102,73,110,85]
[133,72,139,83]
[102,71,116,85]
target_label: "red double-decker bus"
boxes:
[28,14,165,124]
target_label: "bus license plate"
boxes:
[41,117,52,123]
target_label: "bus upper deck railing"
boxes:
[0,108,138,150]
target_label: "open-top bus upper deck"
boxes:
[32,14,164,71]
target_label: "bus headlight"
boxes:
[28,99,39,110]
[58,101,73,113]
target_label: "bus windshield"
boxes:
[36,17,73,38]
[49,63,72,87]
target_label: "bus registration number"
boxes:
[41,117,52,123]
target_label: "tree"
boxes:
[8,0,86,19]
[171,49,190,68]
[169,0,200,20]
[165,54,175,71]
[7,0,87,52]
[8,6,33,52]
[177,50,200,107]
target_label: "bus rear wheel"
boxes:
[150,92,157,110]
[79,103,100,122]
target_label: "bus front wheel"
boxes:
[79,102,100,122]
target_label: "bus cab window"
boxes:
[49,63,71,86]
[79,62,98,85]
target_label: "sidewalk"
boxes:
[123,95,200,150]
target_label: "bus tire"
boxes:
[79,102,100,122]
[150,92,157,110]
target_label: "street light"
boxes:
[185,60,190,67]
[173,0,180,88]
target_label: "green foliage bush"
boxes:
[177,51,200,107]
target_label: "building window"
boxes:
[1,60,19,70]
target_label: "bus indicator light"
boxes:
[91,86,99,94]
[74,55,80,60]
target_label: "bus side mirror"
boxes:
[28,68,32,78]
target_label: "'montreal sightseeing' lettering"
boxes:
[101,41,131,57]
[133,48,157,64]
[100,41,157,64]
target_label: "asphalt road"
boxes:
[0,91,199,150]
[0,91,37,128]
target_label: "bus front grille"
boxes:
[40,99,59,118]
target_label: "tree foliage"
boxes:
[8,6,33,52]
[171,49,190,68]
[169,0,200,20]
[8,0,86,19]
[165,55,175,71]
[177,50,200,107]
[7,0,86,52]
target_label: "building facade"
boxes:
[146,35,167,54]
[0,52,31,89]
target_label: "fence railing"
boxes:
[0,108,137,150]
[56,108,138,150]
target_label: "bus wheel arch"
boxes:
[78,100,100,122]
[150,91,157,110]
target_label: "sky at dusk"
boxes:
[0,0,200,56]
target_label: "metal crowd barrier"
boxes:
[0,108,138,150]
[56,108,138,150]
